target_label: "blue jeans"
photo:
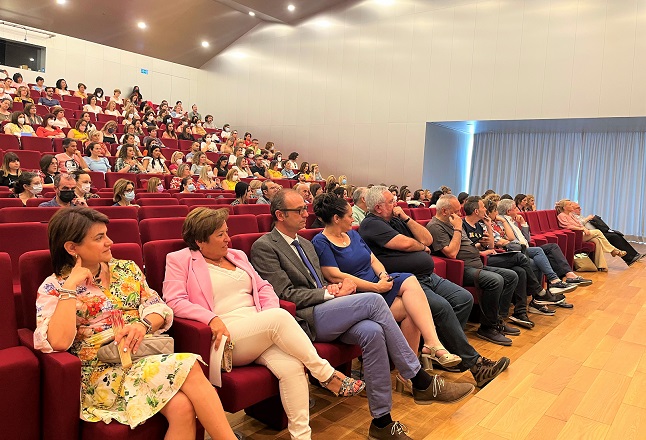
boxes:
[463,266,517,327]
[417,273,480,370]
[526,246,558,282]
[312,292,420,418]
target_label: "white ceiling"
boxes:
[433,117,646,135]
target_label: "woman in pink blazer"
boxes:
[163,207,365,440]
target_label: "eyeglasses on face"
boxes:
[280,207,308,215]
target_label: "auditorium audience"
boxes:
[221,169,239,191]
[203,114,216,129]
[267,160,283,179]
[231,182,250,206]
[163,123,178,140]
[146,176,164,193]
[34,207,235,439]
[114,145,145,174]
[112,178,137,206]
[39,173,87,207]
[351,187,368,225]
[196,167,221,190]
[104,100,120,117]
[40,155,59,187]
[556,199,625,271]
[281,160,297,179]
[67,119,90,143]
[232,156,252,178]
[72,170,100,200]
[74,83,87,99]
[10,171,42,205]
[36,113,65,138]
[87,129,111,157]
[56,139,90,173]
[179,176,196,194]
[24,103,43,126]
[0,152,22,189]
[200,133,219,152]
[38,86,61,107]
[170,164,194,190]
[0,97,12,121]
[256,180,281,205]
[190,152,210,175]
[84,142,111,173]
[55,78,70,96]
[169,151,185,176]
[52,106,71,128]
[250,189,474,439]
[147,146,170,174]
[4,111,35,136]
[13,86,34,105]
[83,94,103,114]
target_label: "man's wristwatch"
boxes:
[403,217,411,223]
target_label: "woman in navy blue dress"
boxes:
[311,194,462,374]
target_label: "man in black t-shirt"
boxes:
[427,195,518,347]
[250,154,267,178]
[359,186,510,386]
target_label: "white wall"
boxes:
[423,124,471,194]
[200,0,646,188]
[0,25,208,113]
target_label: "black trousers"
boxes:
[602,231,639,264]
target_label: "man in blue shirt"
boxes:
[38,87,61,107]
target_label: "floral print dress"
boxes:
[34,259,201,428]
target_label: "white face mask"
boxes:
[81,183,91,193]
[176,159,183,165]
[187,184,196,192]
[232,175,239,181]
[207,171,214,178]
[17,117,25,124]
[47,119,54,126]
[30,184,43,195]
[205,137,211,142]
[124,191,135,202]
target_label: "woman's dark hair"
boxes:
[234,181,249,199]
[10,111,25,125]
[191,116,199,124]
[40,155,57,175]
[313,192,349,224]
[13,73,23,82]
[500,194,513,200]
[429,190,443,205]
[13,171,38,195]
[118,144,135,160]
[55,79,67,90]
[514,193,527,208]
[288,152,299,161]
[182,207,229,251]
[484,198,497,214]
[86,94,97,105]
[216,156,229,168]
[299,162,310,174]
[41,113,55,127]
[48,207,109,276]
[457,192,469,204]
[93,87,103,98]
[310,183,322,197]
[482,189,495,198]
[179,176,192,192]
[85,142,100,156]
[269,160,278,170]
[326,182,338,193]
[412,189,422,201]
[333,187,345,198]
[205,114,213,121]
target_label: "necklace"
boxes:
[328,231,348,246]
[93,263,104,288]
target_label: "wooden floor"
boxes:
[225,247,646,440]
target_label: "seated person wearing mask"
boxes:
[39,173,88,207]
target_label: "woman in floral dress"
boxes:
[34,207,236,439]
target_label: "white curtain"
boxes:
[470,132,583,210]
[470,130,646,240]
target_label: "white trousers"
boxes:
[210,307,335,440]
[584,229,615,269]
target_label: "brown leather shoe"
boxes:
[412,375,474,405]
[368,421,412,439]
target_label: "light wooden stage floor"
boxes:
[225,248,646,440]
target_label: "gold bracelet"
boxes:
[58,290,78,301]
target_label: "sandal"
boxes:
[320,371,365,397]
[420,345,462,369]
[611,249,627,257]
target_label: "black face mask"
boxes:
[59,190,76,203]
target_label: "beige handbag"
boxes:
[573,253,597,272]
[97,334,174,364]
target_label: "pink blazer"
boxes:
[163,247,279,325]
[557,212,583,230]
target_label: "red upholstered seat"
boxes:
[0,134,21,150]
[93,206,138,220]
[87,171,106,190]
[137,197,180,206]
[105,172,135,188]
[135,192,172,198]
[138,205,188,220]
[139,218,185,243]
[6,149,41,170]
[0,252,40,440]
[189,204,234,215]
[0,198,24,208]
[87,198,115,206]
[0,206,59,222]
[20,136,54,153]
[233,204,271,215]
[409,208,431,221]
[298,228,323,242]
[230,233,266,256]
[227,214,259,236]
[256,214,274,232]
[105,219,141,247]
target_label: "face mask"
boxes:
[80,183,91,193]
[182,121,187,126]
[224,127,230,132]
[176,159,183,165]
[406,196,412,202]
[17,117,25,124]
[255,189,262,197]
[187,184,196,192]
[207,171,214,178]
[128,114,133,119]
[276,156,282,162]
[205,137,212,142]
[156,184,164,192]
[341,178,347,184]
[47,119,54,126]
[232,175,239,182]
[124,191,135,202]
[59,190,76,203]
[30,184,43,195]
[107,127,115,134]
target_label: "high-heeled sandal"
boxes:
[320,371,365,397]
[394,373,413,395]
[420,345,462,370]
[611,249,627,257]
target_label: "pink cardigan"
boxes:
[557,212,584,230]
[163,247,279,325]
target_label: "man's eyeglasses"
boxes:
[280,207,308,215]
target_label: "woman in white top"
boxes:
[146,145,170,174]
[104,100,120,117]
[82,94,103,114]
[200,134,219,152]
[190,152,209,175]
[232,156,252,179]
[51,107,71,129]
[111,88,123,105]
[55,78,70,96]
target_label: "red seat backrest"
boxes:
[298,228,323,242]
[256,214,274,232]
[87,171,106,190]
[0,223,49,286]
[0,252,19,349]
[0,199,24,208]
[137,198,179,206]
[0,206,59,223]
[233,204,271,215]
[138,205,189,220]
[524,211,542,233]
[6,149,41,170]
[20,136,54,153]
[142,239,186,294]
[93,206,139,220]
[105,172,135,188]
[545,210,560,230]
[227,214,259,236]
[135,192,172,198]
[230,233,266,256]
[188,204,234,215]
[0,134,21,150]
[87,198,116,206]
[105,219,141,247]
[537,211,551,232]
[139,217,185,243]
[180,198,220,207]
[409,208,431,221]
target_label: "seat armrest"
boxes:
[433,256,464,286]
[279,299,297,317]
[168,317,212,377]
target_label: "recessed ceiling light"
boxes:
[201,41,210,48]
[56,0,66,4]
[137,22,147,29]
[248,11,255,16]
[287,4,295,12]
[29,58,34,61]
